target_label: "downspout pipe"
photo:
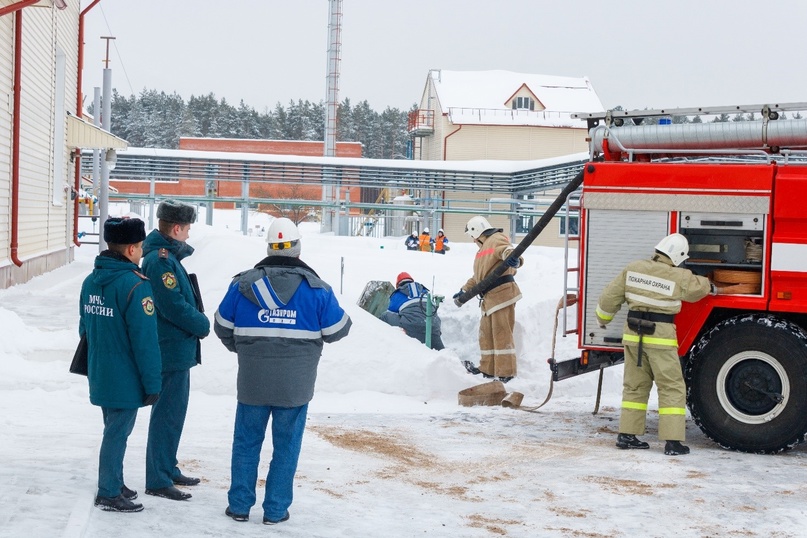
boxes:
[74,0,103,246]
[442,123,462,160]
[9,6,36,267]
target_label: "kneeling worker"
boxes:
[381,272,445,350]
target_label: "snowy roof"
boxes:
[429,70,605,128]
[118,146,589,174]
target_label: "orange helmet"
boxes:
[396,272,414,287]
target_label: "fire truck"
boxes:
[551,103,807,454]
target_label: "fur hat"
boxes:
[157,199,196,224]
[103,217,146,244]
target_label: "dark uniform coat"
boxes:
[141,230,210,369]
[79,252,162,408]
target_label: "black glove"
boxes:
[453,290,464,308]
[506,256,520,268]
[143,393,160,406]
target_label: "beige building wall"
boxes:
[0,15,11,261]
[412,72,589,247]
[0,4,80,288]
[430,123,586,246]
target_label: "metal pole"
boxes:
[99,67,112,252]
[240,164,249,235]
[322,0,342,234]
[92,87,101,210]
[425,291,433,349]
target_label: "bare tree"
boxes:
[253,183,319,225]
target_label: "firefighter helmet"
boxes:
[396,272,414,287]
[655,233,689,266]
[266,217,301,245]
[465,216,493,240]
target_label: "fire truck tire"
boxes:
[686,314,807,454]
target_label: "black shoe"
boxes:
[616,433,650,449]
[497,376,514,383]
[145,486,192,501]
[172,472,201,486]
[94,494,144,513]
[664,440,690,456]
[263,511,290,525]
[225,507,249,522]
[121,485,137,501]
[462,360,481,375]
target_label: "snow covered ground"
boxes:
[1,209,806,537]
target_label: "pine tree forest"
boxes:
[96,89,415,159]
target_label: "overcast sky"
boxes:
[81,0,807,114]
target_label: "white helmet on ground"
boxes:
[655,232,689,266]
[465,216,493,240]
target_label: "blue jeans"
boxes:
[146,369,190,489]
[227,402,308,520]
[98,407,138,498]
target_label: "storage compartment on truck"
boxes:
[679,212,764,295]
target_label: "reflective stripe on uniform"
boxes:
[596,305,615,321]
[622,401,648,411]
[622,333,678,347]
[658,407,687,415]
[625,292,680,310]
[481,348,517,355]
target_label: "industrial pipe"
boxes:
[0,0,37,17]
[591,119,807,154]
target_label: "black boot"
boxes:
[94,494,144,513]
[497,376,513,383]
[462,360,481,375]
[145,486,192,501]
[225,506,249,522]
[616,433,650,449]
[664,440,690,455]
[121,485,137,500]
[172,472,201,486]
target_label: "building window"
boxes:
[512,97,535,111]
[559,215,579,236]
[517,215,533,234]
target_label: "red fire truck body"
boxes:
[556,104,807,453]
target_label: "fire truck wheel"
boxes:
[686,314,807,454]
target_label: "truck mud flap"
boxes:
[550,350,624,382]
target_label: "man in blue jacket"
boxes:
[214,217,351,525]
[141,200,210,501]
[79,217,161,513]
[381,272,444,350]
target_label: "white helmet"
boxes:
[655,233,689,266]
[465,216,493,240]
[266,217,301,245]
[423,227,430,234]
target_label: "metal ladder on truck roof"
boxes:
[573,102,807,128]
[572,102,807,164]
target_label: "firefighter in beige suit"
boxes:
[454,216,523,383]
[596,233,715,456]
